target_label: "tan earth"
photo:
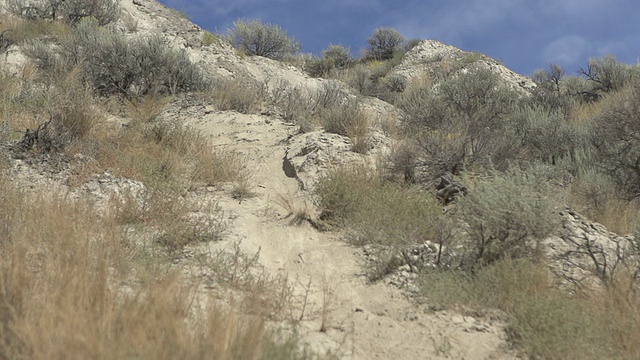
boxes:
[173,103,516,359]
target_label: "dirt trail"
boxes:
[184,108,515,360]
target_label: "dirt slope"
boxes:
[167,99,515,359]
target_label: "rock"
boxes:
[545,209,640,290]
[392,39,536,94]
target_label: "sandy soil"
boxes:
[181,106,516,360]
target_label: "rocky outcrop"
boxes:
[545,209,640,290]
[393,39,536,94]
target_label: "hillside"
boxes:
[1,1,640,359]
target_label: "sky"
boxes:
[157,0,640,76]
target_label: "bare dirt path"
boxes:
[187,109,515,359]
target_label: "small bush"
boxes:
[590,83,640,200]
[208,77,266,114]
[0,16,71,45]
[228,19,301,60]
[318,98,365,136]
[270,80,315,129]
[315,166,453,279]
[11,70,102,154]
[580,54,636,96]
[456,168,560,268]
[511,106,587,165]
[202,30,220,46]
[307,44,353,78]
[363,27,406,61]
[400,68,519,177]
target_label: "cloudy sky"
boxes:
[157,0,639,76]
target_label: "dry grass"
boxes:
[419,259,640,359]
[568,190,640,235]
[0,16,71,45]
[274,193,318,226]
[0,175,301,360]
[207,77,267,114]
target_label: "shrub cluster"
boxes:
[24,18,208,96]
[307,44,354,78]
[6,0,120,26]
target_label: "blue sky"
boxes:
[157,0,640,76]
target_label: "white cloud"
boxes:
[392,0,529,45]
[543,35,589,64]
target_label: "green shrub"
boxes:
[318,98,365,136]
[580,54,636,96]
[511,106,586,165]
[342,64,375,96]
[6,0,120,25]
[418,259,614,359]
[315,166,453,279]
[590,83,640,200]
[529,64,573,113]
[26,18,208,96]
[201,30,220,46]
[307,44,353,78]
[228,19,301,60]
[363,27,405,61]
[400,69,519,176]
[0,17,71,46]
[456,168,560,268]
[58,0,120,26]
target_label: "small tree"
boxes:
[228,19,301,60]
[364,27,405,61]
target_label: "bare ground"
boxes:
[185,107,517,359]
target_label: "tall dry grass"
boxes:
[0,172,317,359]
[419,259,640,359]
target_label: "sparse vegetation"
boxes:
[0,174,305,360]
[3,5,640,359]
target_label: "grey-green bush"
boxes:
[6,0,120,25]
[59,0,120,26]
[228,19,301,60]
[400,69,519,176]
[591,82,640,199]
[511,106,586,165]
[26,18,208,96]
[307,44,353,78]
[580,55,635,96]
[457,168,560,269]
